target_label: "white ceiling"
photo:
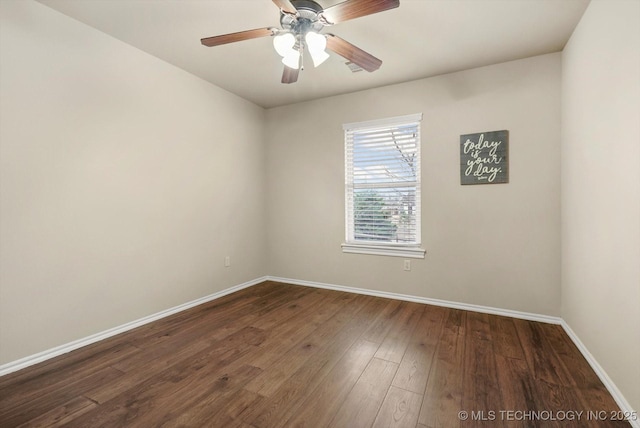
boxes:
[37,0,589,108]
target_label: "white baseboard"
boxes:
[0,276,267,377]
[266,276,562,325]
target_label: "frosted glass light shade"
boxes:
[305,32,329,67]
[309,49,329,67]
[273,33,295,57]
[282,51,300,69]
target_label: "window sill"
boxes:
[341,243,426,259]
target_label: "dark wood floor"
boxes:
[0,281,630,427]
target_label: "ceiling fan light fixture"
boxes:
[305,31,329,67]
[201,0,397,83]
[273,32,296,57]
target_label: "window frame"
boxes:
[342,113,426,259]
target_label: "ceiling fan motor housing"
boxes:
[280,0,325,35]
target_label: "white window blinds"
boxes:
[344,113,424,257]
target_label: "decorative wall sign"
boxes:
[460,130,509,185]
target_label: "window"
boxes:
[343,113,425,258]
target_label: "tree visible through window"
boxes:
[344,113,424,257]
[354,190,397,241]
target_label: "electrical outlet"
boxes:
[403,260,411,271]
[224,256,231,267]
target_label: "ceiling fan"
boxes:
[200,0,400,84]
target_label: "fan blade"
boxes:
[201,27,274,47]
[272,0,298,15]
[321,0,399,24]
[282,65,300,84]
[325,34,382,72]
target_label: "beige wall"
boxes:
[0,0,267,365]
[266,53,562,316]
[561,0,640,412]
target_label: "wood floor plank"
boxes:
[0,342,138,404]
[461,311,504,427]
[83,337,212,404]
[494,354,539,428]
[139,363,263,427]
[63,327,266,427]
[243,292,363,397]
[374,302,424,364]
[392,305,446,394]
[245,285,327,331]
[0,366,123,427]
[15,396,97,428]
[0,282,630,428]
[372,386,423,428]
[191,388,264,427]
[490,315,538,428]
[284,338,380,427]
[360,299,406,343]
[488,315,525,360]
[241,295,389,428]
[329,357,399,428]
[513,319,576,387]
[247,289,354,370]
[418,308,466,428]
[531,379,589,428]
